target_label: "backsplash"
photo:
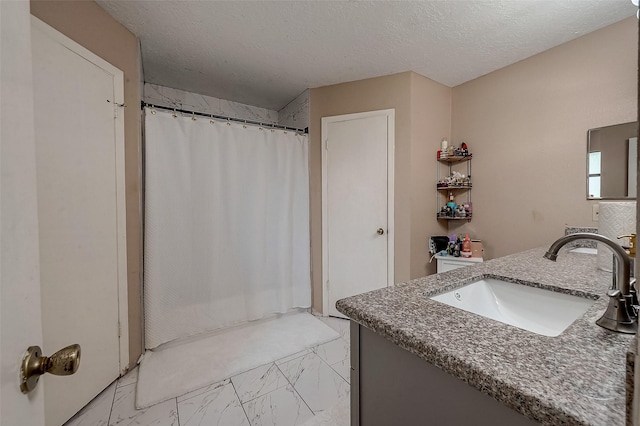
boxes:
[564,226,598,248]
[278,89,309,129]
[144,83,279,124]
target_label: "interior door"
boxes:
[0,2,45,425]
[31,18,128,426]
[322,110,394,318]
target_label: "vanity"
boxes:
[336,247,637,425]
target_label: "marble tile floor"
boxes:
[64,316,350,426]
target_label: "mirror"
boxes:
[587,121,638,199]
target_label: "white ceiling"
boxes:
[96,0,637,111]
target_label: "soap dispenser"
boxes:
[461,234,472,258]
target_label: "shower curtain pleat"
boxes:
[144,109,311,349]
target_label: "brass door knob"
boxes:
[377,228,385,235]
[20,344,81,394]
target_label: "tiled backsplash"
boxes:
[278,89,309,129]
[564,226,598,248]
[144,83,279,124]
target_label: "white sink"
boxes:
[570,247,597,255]
[430,278,596,337]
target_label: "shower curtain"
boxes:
[144,108,311,349]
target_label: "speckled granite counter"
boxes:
[336,247,637,425]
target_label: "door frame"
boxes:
[321,109,395,316]
[31,16,130,373]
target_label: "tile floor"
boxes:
[64,317,350,426]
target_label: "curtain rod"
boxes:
[141,101,308,134]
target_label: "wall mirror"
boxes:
[587,121,638,199]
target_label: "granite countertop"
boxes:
[336,247,637,426]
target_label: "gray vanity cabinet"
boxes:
[350,322,539,426]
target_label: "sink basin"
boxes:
[430,278,596,336]
[570,247,597,255]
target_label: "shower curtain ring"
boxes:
[210,114,214,124]
[192,112,196,121]
[172,108,177,118]
[243,120,247,129]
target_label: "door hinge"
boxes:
[117,322,121,337]
[324,139,328,150]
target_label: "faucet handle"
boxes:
[607,289,621,298]
[630,280,639,306]
[624,294,638,320]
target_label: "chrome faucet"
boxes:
[544,232,638,334]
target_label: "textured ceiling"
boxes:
[96,1,637,111]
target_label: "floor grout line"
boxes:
[230,374,252,425]
[274,362,315,416]
[326,360,350,385]
[237,361,294,405]
[107,381,117,426]
[173,398,180,426]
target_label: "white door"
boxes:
[322,110,395,318]
[0,2,45,425]
[31,18,129,426]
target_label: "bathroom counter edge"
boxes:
[336,247,636,426]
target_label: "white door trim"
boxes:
[31,16,129,374]
[321,109,395,316]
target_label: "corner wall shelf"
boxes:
[438,155,472,163]
[437,185,472,190]
[436,152,472,222]
[436,215,473,220]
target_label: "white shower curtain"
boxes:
[144,108,311,349]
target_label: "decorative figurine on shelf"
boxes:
[437,171,471,188]
[440,138,449,159]
[447,234,457,255]
[447,146,455,157]
[460,142,469,157]
[440,206,454,218]
[436,141,471,159]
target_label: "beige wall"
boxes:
[310,73,411,313]
[409,73,451,277]
[309,72,450,312]
[31,0,143,366]
[451,17,637,260]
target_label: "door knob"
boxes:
[377,228,385,235]
[20,344,81,394]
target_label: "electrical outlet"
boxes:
[592,204,599,222]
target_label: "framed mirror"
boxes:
[587,121,638,199]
